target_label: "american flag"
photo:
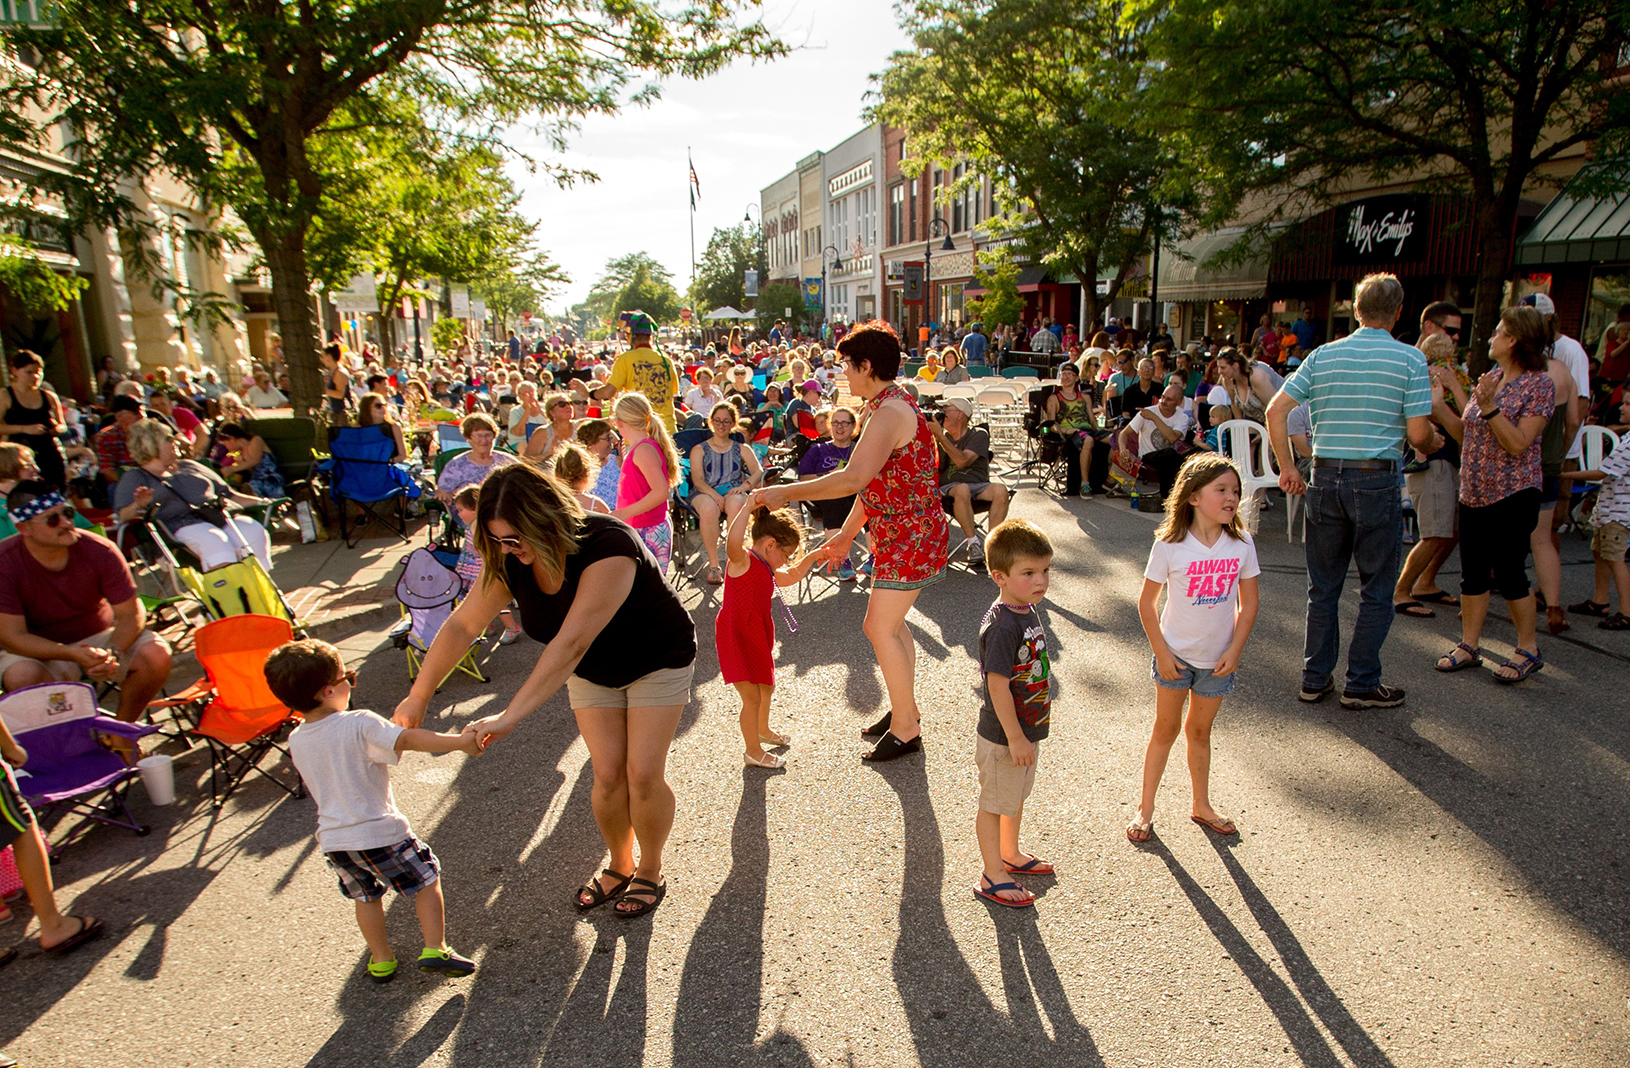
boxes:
[688,151,700,210]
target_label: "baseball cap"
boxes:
[800,379,821,395]
[111,394,143,414]
[1521,293,1556,316]
[942,396,973,417]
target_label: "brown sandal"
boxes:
[1546,605,1570,635]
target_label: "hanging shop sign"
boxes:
[1333,195,1429,266]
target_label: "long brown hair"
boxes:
[1155,454,1246,543]
[472,461,585,590]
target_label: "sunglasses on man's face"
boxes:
[32,506,76,528]
[332,669,358,688]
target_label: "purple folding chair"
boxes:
[0,682,159,842]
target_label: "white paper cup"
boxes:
[136,754,175,806]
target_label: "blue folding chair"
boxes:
[317,426,423,548]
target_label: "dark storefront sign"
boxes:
[1270,194,1479,284]
[1333,195,1430,266]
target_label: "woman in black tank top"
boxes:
[1,351,66,489]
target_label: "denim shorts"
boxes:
[1150,654,1236,697]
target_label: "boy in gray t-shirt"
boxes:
[972,519,1057,910]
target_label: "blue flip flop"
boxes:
[974,876,1035,909]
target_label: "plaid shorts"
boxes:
[324,835,440,902]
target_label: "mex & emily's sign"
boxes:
[1333,195,1430,266]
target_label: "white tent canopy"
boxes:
[703,306,756,321]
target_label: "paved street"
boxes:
[4,489,1627,1068]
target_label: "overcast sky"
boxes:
[506,0,912,314]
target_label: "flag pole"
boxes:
[688,146,697,302]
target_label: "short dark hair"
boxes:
[985,518,1053,575]
[5,478,57,514]
[110,394,143,414]
[216,422,248,441]
[1420,301,1461,329]
[836,320,904,380]
[7,349,43,371]
[264,639,344,713]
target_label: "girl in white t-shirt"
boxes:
[1129,453,1260,844]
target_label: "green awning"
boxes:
[1516,166,1630,266]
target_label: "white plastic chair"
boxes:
[1214,420,1280,532]
[1581,425,1620,470]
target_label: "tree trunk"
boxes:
[1468,195,1519,378]
[258,227,323,415]
[1078,252,1103,332]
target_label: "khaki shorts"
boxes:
[567,662,695,710]
[1405,459,1459,541]
[1592,521,1629,564]
[0,627,166,689]
[975,734,1039,818]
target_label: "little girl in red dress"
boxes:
[716,505,821,768]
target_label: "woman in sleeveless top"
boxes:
[609,392,681,574]
[691,401,764,585]
[1,351,66,490]
[320,344,351,421]
[1044,362,1110,495]
[757,321,948,762]
[394,462,696,920]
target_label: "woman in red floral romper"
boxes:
[756,322,948,762]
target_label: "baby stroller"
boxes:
[389,547,489,687]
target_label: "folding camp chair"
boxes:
[941,423,1019,572]
[390,548,488,686]
[0,682,160,841]
[669,428,713,585]
[318,426,423,547]
[117,514,302,632]
[155,615,305,807]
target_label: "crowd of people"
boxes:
[0,273,1626,1010]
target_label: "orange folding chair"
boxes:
[153,615,305,807]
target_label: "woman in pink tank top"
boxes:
[609,392,679,573]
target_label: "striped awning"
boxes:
[1516,165,1630,266]
[1155,228,1268,301]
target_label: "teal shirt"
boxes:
[1282,327,1431,460]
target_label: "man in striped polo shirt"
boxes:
[1267,274,1440,709]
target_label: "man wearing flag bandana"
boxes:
[0,481,172,727]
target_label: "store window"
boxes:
[889,183,904,247]
[1584,267,1630,354]
[939,283,964,326]
[908,179,918,242]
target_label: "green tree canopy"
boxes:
[963,248,1024,331]
[876,0,1238,330]
[1137,0,1630,366]
[2,2,780,413]
[755,279,806,334]
[613,264,682,328]
[584,252,679,332]
[690,222,766,314]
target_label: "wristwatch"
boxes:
[1483,406,1501,420]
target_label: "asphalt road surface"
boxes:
[4,489,1627,1067]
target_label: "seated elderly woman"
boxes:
[436,413,520,503]
[112,418,276,571]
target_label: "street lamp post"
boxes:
[820,244,842,337]
[924,216,954,340]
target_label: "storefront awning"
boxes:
[1154,228,1268,301]
[964,265,1065,298]
[1516,165,1630,266]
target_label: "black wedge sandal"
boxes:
[615,877,667,919]
[575,868,633,912]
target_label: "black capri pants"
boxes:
[1457,487,1541,601]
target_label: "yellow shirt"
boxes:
[606,344,681,432]
[917,365,941,382]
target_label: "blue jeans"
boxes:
[1301,466,1403,692]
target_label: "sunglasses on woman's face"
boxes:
[490,532,524,551]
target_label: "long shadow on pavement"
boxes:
[672,772,815,1067]
[880,759,1106,1066]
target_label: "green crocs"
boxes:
[367,957,398,983]
[418,946,475,977]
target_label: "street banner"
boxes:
[470,300,487,321]
[331,274,376,314]
[450,284,470,318]
[803,278,822,309]
[903,262,925,304]
[745,269,760,298]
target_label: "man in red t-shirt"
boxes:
[0,482,172,724]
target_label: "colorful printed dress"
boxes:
[715,552,776,685]
[859,382,949,590]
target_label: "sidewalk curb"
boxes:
[304,602,399,641]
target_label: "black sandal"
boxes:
[1599,612,1630,631]
[1570,599,1611,617]
[1493,647,1543,685]
[614,877,667,919]
[862,730,922,762]
[1434,642,1483,673]
[860,711,892,739]
[575,868,633,912]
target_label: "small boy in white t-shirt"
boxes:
[266,639,480,983]
[1129,454,1260,845]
